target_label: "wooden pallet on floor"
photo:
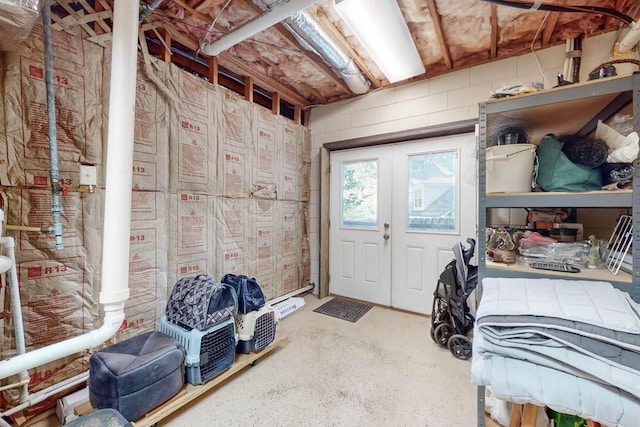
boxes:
[132,332,287,427]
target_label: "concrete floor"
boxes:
[25,294,479,426]
[160,294,478,427]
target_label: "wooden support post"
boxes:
[160,29,171,63]
[294,105,302,125]
[271,92,281,116]
[303,108,311,127]
[244,76,253,103]
[208,56,218,86]
[319,146,330,298]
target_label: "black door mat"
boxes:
[313,297,373,323]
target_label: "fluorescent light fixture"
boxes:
[334,0,425,83]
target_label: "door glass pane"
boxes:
[407,150,457,232]
[341,160,378,228]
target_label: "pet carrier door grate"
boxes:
[235,306,277,353]
[159,316,237,385]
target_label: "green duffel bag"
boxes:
[535,133,602,192]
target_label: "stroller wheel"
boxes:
[447,334,472,360]
[430,321,444,343]
[433,323,454,349]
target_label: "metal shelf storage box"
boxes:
[476,72,640,426]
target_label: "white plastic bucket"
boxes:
[486,144,536,193]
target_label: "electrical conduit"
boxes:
[0,0,139,380]
[42,0,63,250]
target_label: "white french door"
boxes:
[329,146,393,305]
[329,134,477,314]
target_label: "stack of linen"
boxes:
[472,277,640,427]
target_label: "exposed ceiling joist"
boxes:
[49,0,636,108]
[162,22,313,106]
[171,0,211,23]
[427,0,452,69]
[240,0,352,93]
[490,4,498,59]
[541,12,560,46]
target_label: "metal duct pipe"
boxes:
[285,11,369,94]
[139,0,165,22]
[0,0,139,380]
[42,0,63,250]
[200,0,320,56]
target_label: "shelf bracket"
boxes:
[576,91,633,136]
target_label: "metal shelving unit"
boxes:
[476,72,640,426]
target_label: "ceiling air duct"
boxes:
[199,0,369,95]
[283,10,369,94]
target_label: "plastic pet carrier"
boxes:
[159,315,237,385]
[165,274,237,331]
[235,306,278,354]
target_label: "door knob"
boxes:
[383,233,390,240]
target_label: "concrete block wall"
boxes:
[307,31,621,289]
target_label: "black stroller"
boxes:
[430,238,478,360]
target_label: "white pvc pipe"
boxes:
[199,0,319,56]
[0,371,88,418]
[0,0,139,381]
[267,283,314,306]
[1,236,29,400]
[617,20,640,54]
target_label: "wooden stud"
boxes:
[244,76,254,103]
[160,28,172,63]
[319,146,330,298]
[303,108,310,127]
[293,106,302,125]
[271,91,281,116]
[208,56,218,86]
[490,4,498,59]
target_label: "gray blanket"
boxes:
[472,277,640,425]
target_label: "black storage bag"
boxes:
[165,274,237,330]
[221,274,266,313]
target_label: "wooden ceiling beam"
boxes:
[172,0,351,95]
[162,22,313,106]
[171,0,211,24]
[239,0,352,94]
[541,1,563,46]
[541,13,560,46]
[426,0,452,69]
[490,4,498,59]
